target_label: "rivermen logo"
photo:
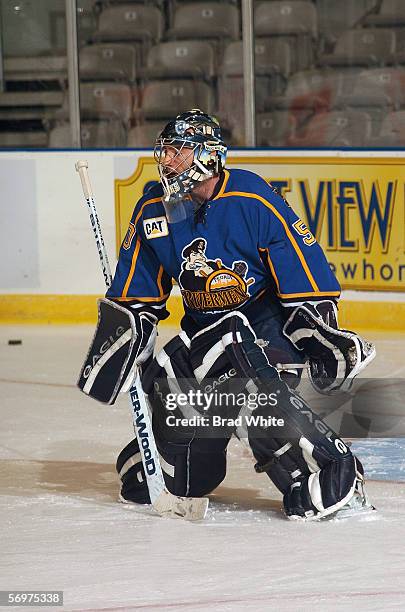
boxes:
[178,238,255,312]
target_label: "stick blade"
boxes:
[154,490,209,521]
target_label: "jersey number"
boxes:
[123,223,136,250]
[292,220,316,246]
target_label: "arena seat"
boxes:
[142,41,216,80]
[256,111,297,146]
[255,1,317,37]
[56,82,133,123]
[167,3,240,41]
[289,110,372,146]
[218,74,275,117]
[127,122,165,147]
[98,0,163,4]
[254,1,317,72]
[79,44,137,82]
[139,80,215,119]
[269,68,345,111]
[219,39,289,118]
[336,67,405,136]
[94,4,164,43]
[369,110,405,145]
[216,75,274,146]
[320,29,396,67]
[222,39,292,78]
[364,0,405,27]
[340,67,405,108]
[316,0,378,43]
[81,82,133,122]
[48,120,127,147]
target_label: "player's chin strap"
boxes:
[283,301,376,395]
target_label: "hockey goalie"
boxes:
[78,109,376,521]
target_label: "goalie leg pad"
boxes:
[247,382,360,519]
[189,311,279,384]
[77,298,157,404]
[284,456,371,520]
[190,311,364,520]
[116,332,230,503]
[147,333,229,497]
[283,454,356,520]
[154,432,228,498]
[116,438,150,504]
[116,433,228,503]
[283,302,376,394]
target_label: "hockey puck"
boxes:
[8,339,22,345]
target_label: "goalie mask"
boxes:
[154,109,227,221]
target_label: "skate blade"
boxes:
[325,503,377,522]
[287,502,377,522]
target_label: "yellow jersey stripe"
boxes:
[121,196,163,298]
[213,169,230,199]
[278,290,341,299]
[258,247,281,294]
[156,265,168,299]
[114,294,171,303]
[217,190,320,291]
[134,196,162,226]
[122,237,141,298]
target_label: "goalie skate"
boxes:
[325,471,376,521]
[286,456,375,522]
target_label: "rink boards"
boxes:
[0,149,404,330]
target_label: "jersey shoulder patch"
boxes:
[143,216,169,239]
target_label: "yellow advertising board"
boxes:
[115,155,405,292]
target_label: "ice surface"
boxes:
[1,326,405,611]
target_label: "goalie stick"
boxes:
[75,160,209,521]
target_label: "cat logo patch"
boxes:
[143,216,169,239]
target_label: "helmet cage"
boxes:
[154,112,227,201]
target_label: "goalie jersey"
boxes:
[107,168,340,328]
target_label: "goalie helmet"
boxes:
[154,109,227,204]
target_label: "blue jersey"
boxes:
[107,168,340,327]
